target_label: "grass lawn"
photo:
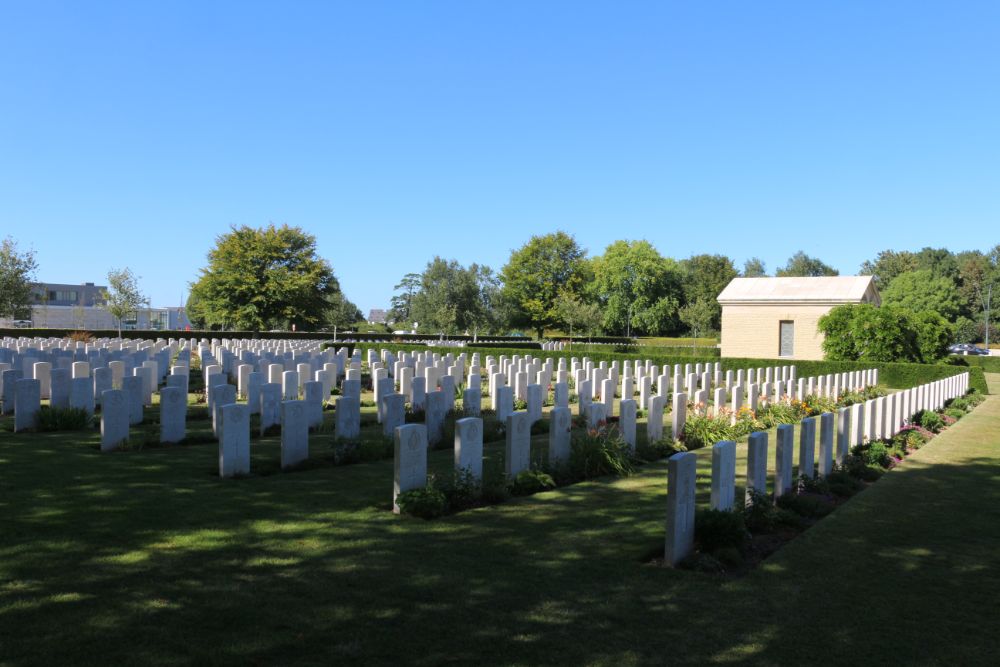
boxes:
[1,377,998,665]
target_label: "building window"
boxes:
[47,290,79,302]
[779,321,794,358]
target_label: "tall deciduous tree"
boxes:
[324,292,363,329]
[188,224,344,331]
[859,249,918,289]
[681,254,738,331]
[0,237,38,320]
[501,231,589,338]
[881,269,961,320]
[592,240,684,336]
[742,257,767,277]
[776,251,839,277]
[102,267,147,336]
[407,258,501,335]
[678,298,717,343]
[554,291,603,341]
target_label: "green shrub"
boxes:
[776,492,834,518]
[435,468,482,511]
[636,437,683,462]
[568,425,635,480]
[37,407,92,432]
[682,413,733,450]
[947,397,969,412]
[743,489,777,533]
[395,487,447,519]
[695,509,748,552]
[944,408,965,421]
[825,469,864,497]
[798,473,830,495]
[842,454,883,481]
[758,401,799,428]
[919,410,945,433]
[801,395,837,416]
[862,442,892,468]
[964,389,986,406]
[511,469,556,496]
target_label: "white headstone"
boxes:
[219,403,250,478]
[665,452,697,567]
[393,424,428,513]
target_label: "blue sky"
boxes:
[2,1,998,313]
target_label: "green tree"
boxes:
[817,303,951,363]
[0,237,38,320]
[188,224,345,331]
[324,292,363,329]
[881,269,961,320]
[776,251,839,277]
[742,257,767,277]
[102,267,147,336]
[409,258,499,335]
[678,297,717,342]
[859,249,918,290]
[389,272,421,323]
[554,291,603,342]
[681,254,738,330]
[818,304,914,362]
[501,231,589,338]
[591,240,683,336]
[910,310,952,363]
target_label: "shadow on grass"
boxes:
[1,404,1000,665]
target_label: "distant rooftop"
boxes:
[717,276,880,306]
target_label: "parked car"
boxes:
[948,343,990,355]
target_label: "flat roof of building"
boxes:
[717,276,880,305]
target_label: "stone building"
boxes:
[0,281,191,330]
[717,276,880,361]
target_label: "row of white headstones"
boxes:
[4,338,870,472]
[663,372,971,566]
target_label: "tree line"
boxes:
[2,229,996,344]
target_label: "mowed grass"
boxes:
[1,379,999,665]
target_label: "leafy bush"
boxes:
[944,408,965,421]
[37,407,92,432]
[800,395,837,417]
[636,437,683,462]
[946,397,969,412]
[568,425,635,480]
[395,487,447,519]
[758,400,799,428]
[695,509,748,552]
[964,389,986,407]
[743,489,777,533]
[919,410,945,433]
[825,469,864,497]
[862,442,892,468]
[682,413,733,450]
[776,492,834,518]
[798,473,829,495]
[818,303,950,363]
[435,468,482,511]
[511,469,556,496]
[842,454,884,481]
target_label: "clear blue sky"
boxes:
[2,1,998,314]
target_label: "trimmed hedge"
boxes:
[0,328,529,344]
[946,355,1000,374]
[347,343,989,394]
[466,341,543,350]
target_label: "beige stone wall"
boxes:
[720,304,835,361]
